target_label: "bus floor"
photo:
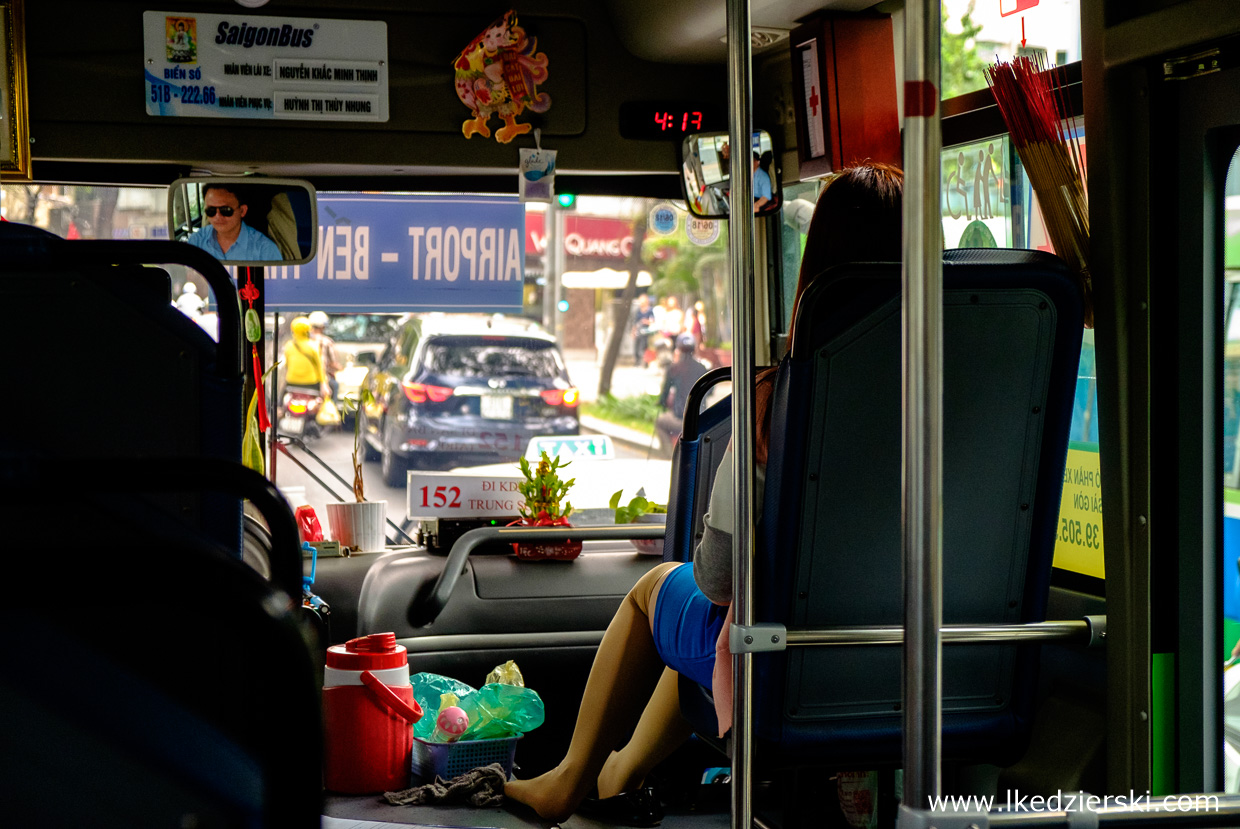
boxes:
[321,797,731,829]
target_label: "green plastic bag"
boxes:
[459,683,545,741]
[410,671,545,741]
[410,672,474,741]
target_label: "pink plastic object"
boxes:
[434,706,469,742]
[295,505,324,542]
[323,633,423,793]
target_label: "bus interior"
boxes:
[3,0,1240,827]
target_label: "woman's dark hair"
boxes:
[754,162,904,464]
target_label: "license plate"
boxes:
[480,394,513,420]
[279,416,305,435]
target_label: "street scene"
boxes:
[271,348,678,542]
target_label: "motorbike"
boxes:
[278,385,324,439]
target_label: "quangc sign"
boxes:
[144,11,389,121]
[263,194,526,312]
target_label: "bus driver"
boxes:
[186,184,282,261]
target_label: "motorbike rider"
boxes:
[174,281,206,316]
[308,310,342,401]
[283,316,329,402]
[654,334,708,452]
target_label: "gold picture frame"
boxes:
[1,0,31,182]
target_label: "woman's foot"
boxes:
[505,766,592,823]
[596,750,641,800]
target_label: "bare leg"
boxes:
[596,666,693,799]
[505,562,680,821]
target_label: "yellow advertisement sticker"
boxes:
[1052,444,1104,578]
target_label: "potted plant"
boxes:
[326,389,387,551]
[511,451,580,560]
[610,489,667,556]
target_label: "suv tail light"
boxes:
[541,388,580,407]
[402,382,454,404]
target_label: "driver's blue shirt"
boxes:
[186,222,282,261]
[753,168,773,203]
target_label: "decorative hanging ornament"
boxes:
[238,269,271,432]
[453,10,551,144]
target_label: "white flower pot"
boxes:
[326,500,387,551]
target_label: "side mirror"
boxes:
[679,130,781,220]
[169,177,317,266]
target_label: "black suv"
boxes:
[361,315,581,485]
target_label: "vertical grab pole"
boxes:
[900,0,944,818]
[724,2,757,829]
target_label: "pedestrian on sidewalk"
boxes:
[632,294,655,366]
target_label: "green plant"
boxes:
[341,388,375,502]
[517,451,575,521]
[610,489,667,524]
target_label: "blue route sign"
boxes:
[264,194,526,312]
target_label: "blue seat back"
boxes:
[751,249,1082,764]
[674,250,1083,767]
[664,367,733,563]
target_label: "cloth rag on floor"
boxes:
[384,762,507,808]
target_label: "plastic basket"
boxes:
[410,734,521,783]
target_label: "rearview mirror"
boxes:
[679,130,781,220]
[169,177,317,266]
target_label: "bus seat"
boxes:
[0,460,321,828]
[0,232,246,555]
[663,367,732,563]
[678,249,1084,770]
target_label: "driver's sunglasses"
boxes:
[204,206,236,218]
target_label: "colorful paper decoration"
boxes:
[454,10,551,144]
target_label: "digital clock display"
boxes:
[618,101,725,140]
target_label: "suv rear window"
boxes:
[422,337,562,378]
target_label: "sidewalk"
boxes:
[563,347,666,454]
[563,347,663,403]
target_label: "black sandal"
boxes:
[576,786,664,827]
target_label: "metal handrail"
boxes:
[903,0,946,813]
[409,524,667,627]
[783,619,1103,647]
[724,1,758,828]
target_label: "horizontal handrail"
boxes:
[409,524,667,627]
[784,618,1104,648]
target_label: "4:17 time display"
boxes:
[654,110,704,132]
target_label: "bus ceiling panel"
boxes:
[601,0,876,63]
[23,1,725,176]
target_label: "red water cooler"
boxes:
[323,632,423,793]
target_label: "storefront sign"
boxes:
[526,213,636,259]
[144,11,388,121]
[264,194,525,312]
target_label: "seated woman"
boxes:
[505,163,904,823]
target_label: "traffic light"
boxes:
[556,192,576,209]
